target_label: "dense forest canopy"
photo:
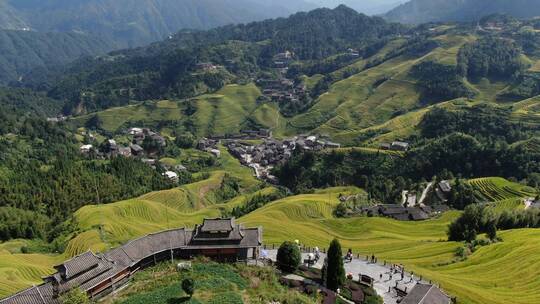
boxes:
[457,37,524,80]
[0,110,174,243]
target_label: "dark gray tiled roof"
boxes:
[401,284,451,304]
[121,228,187,263]
[192,224,244,242]
[56,251,100,280]
[0,284,59,304]
[200,218,235,232]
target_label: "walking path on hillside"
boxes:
[418,182,433,205]
[265,250,429,304]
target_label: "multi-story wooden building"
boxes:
[0,218,262,304]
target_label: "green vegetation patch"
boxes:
[110,261,313,304]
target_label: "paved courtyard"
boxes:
[264,249,429,304]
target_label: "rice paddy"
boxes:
[469,177,537,203]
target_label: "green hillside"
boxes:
[62,29,540,146]
[68,84,291,138]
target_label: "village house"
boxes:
[400,283,451,304]
[197,138,218,151]
[0,218,261,304]
[196,62,217,72]
[391,141,410,151]
[359,204,449,221]
[208,148,221,158]
[240,129,272,138]
[128,127,143,135]
[141,158,157,168]
[130,144,144,157]
[380,141,410,152]
[79,144,93,154]
[435,180,452,202]
[174,164,187,171]
[347,48,360,57]
[46,115,67,123]
[101,139,119,158]
[118,146,132,157]
[163,171,179,182]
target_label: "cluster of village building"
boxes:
[79,127,165,159]
[257,51,307,104]
[79,128,186,182]
[196,131,341,182]
[223,135,341,182]
[340,181,452,221]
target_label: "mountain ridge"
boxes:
[386,0,540,24]
[1,0,316,48]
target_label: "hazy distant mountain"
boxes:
[0,0,315,48]
[386,0,540,24]
[0,30,112,84]
[0,1,27,29]
[306,0,404,15]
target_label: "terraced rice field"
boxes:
[240,189,540,304]
[288,34,471,145]
[511,96,540,126]
[469,177,537,203]
[68,100,185,132]
[487,198,526,212]
[67,84,290,137]
[0,250,62,298]
[511,137,540,153]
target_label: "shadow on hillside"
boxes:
[167,296,192,304]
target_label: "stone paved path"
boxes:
[264,250,428,304]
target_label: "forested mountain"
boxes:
[0,0,315,48]
[22,5,404,114]
[0,30,112,85]
[306,0,404,15]
[386,0,540,24]
[0,1,25,29]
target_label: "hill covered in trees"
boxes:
[385,0,540,24]
[0,29,112,85]
[0,0,316,48]
[20,5,405,115]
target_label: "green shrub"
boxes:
[182,278,195,297]
[276,241,301,273]
[60,288,90,304]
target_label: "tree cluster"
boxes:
[448,203,540,242]
[458,37,524,79]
